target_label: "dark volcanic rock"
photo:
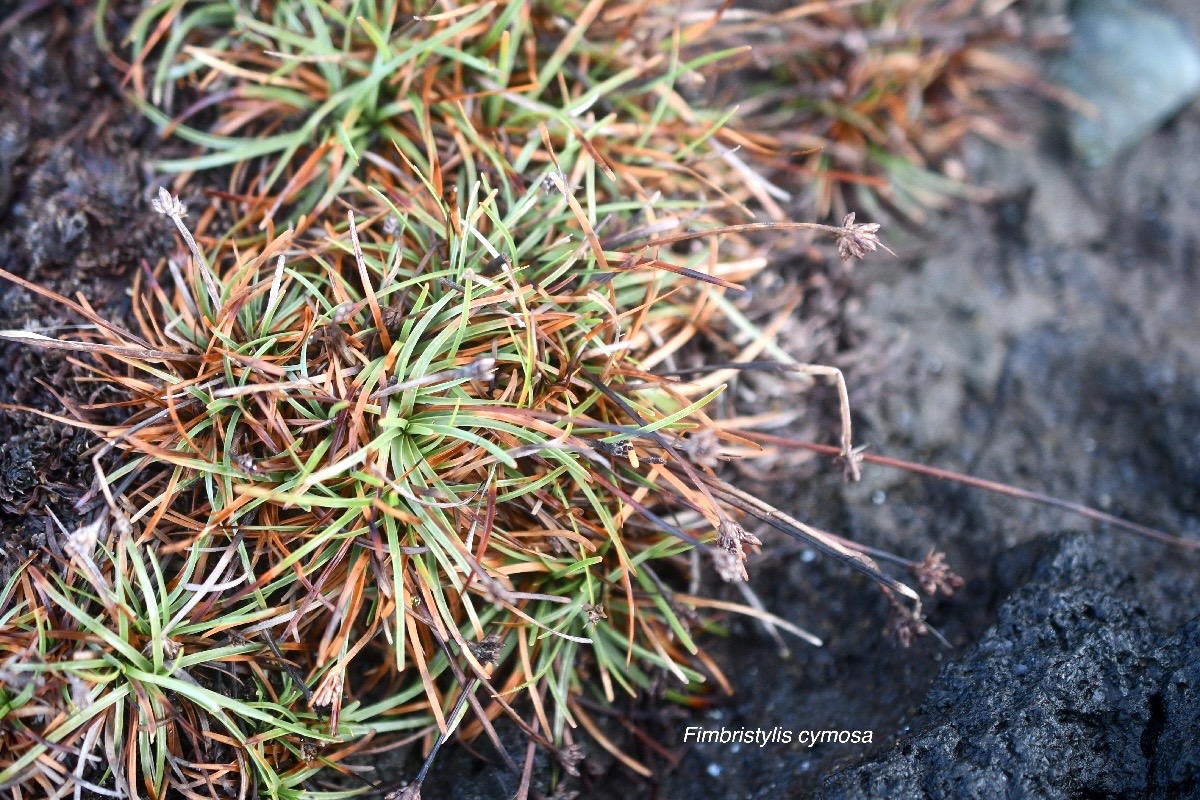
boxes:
[1151,619,1200,797]
[813,534,1200,800]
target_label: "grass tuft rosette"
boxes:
[0,141,926,795]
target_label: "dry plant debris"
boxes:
[672,0,1051,219]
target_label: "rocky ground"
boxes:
[2,2,1199,799]
[0,3,170,584]
[813,534,1200,799]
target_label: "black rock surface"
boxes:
[812,534,1200,799]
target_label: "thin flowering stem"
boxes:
[152,187,222,313]
[623,218,891,261]
[741,433,1199,551]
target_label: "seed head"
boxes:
[151,187,187,220]
[310,665,345,731]
[541,171,565,195]
[234,452,262,476]
[712,547,746,582]
[717,518,761,550]
[886,605,928,648]
[601,439,632,460]
[331,302,356,325]
[684,429,722,468]
[143,637,183,665]
[469,633,504,666]
[111,509,133,538]
[68,674,94,709]
[461,356,497,382]
[834,212,883,261]
[557,743,586,776]
[64,517,104,560]
[915,550,964,598]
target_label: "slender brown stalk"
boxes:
[741,432,1200,551]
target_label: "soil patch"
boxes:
[0,3,169,585]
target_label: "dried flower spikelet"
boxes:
[310,665,345,731]
[840,445,864,483]
[311,667,344,707]
[731,519,762,549]
[462,355,497,382]
[63,516,104,559]
[834,212,883,261]
[915,550,964,597]
[381,304,406,333]
[142,636,183,664]
[582,603,607,624]
[717,518,761,558]
[712,548,746,582]
[684,429,722,468]
[111,508,133,538]
[597,438,632,459]
[384,784,421,800]
[151,186,186,219]
[557,743,587,777]
[234,452,262,476]
[540,171,566,195]
[887,605,929,648]
[331,302,356,325]
[162,637,183,662]
[67,674,94,709]
[469,633,504,666]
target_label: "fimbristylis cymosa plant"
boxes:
[0,140,915,796]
